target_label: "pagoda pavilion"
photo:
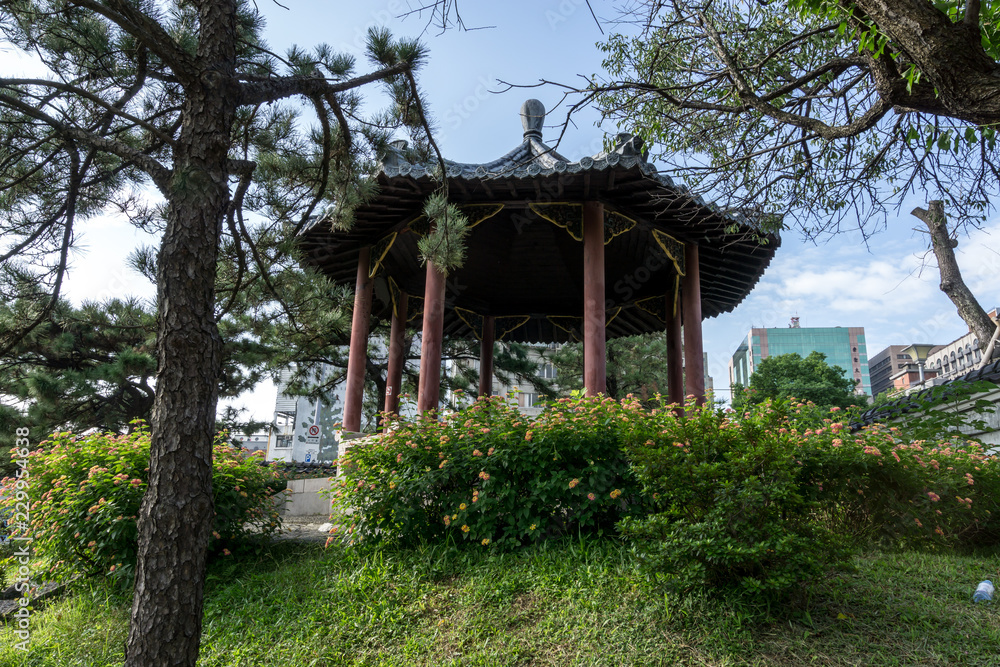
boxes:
[297,100,779,432]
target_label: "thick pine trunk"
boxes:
[912,201,995,351]
[125,1,238,664]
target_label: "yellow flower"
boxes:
[569,478,579,489]
[481,538,490,546]
[459,503,467,510]
[529,524,536,531]
[461,525,470,533]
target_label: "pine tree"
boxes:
[0,2,443,663]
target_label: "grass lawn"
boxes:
[1,538,998,666]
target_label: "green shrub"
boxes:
[331,394,646,549]
[619,399,851,604]
[0,422,285,580]
[792,402,1000,547]
[620,396,1000,603]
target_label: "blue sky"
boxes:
[7,1,997,418]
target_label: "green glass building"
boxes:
[729,325,872,397]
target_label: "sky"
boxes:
[8,1,999,421]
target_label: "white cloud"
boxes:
[705,217,1000,395]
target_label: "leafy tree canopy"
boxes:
[593,0,1000,238]
[0,295,277,470]
[547,333,671,404]
[733,351,865,411]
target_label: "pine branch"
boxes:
[238,63,410,106]
[67,0,195,77]
[0,91,172,190]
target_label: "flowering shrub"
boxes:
[620,397,1000,602]
[0,422,285,580]
[789,402,1000,546]
[619,398,851,603]
[331,395,646,549]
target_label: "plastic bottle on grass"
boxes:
[973,580,994,603]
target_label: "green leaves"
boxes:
[621,398,851,603]
[734,351,864,412]
[0,423,284,580]
[332,395,647,550]
[416,192,469,274]
[594,0,1000,237]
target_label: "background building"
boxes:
[729,321,872,396]
[926,329,986,381]
[265,365,345,464]
[868,308,998,394]
[868,345,914,397]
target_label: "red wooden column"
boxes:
[682,244,706,405]
[383,291,408,416]
[582,201,607,396]
[666,292,685,408]
[343,247,373,432]
[478,315,495,398]
[417,261,447,414]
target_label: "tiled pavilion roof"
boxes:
[298,100,780,343]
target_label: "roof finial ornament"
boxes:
[520,99,545,141]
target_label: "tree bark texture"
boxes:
[912,201,995,350]
[851,0,1000,125]
[125,1,239,664]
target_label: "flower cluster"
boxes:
[0,422,285,580]
[330,395,646,549]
